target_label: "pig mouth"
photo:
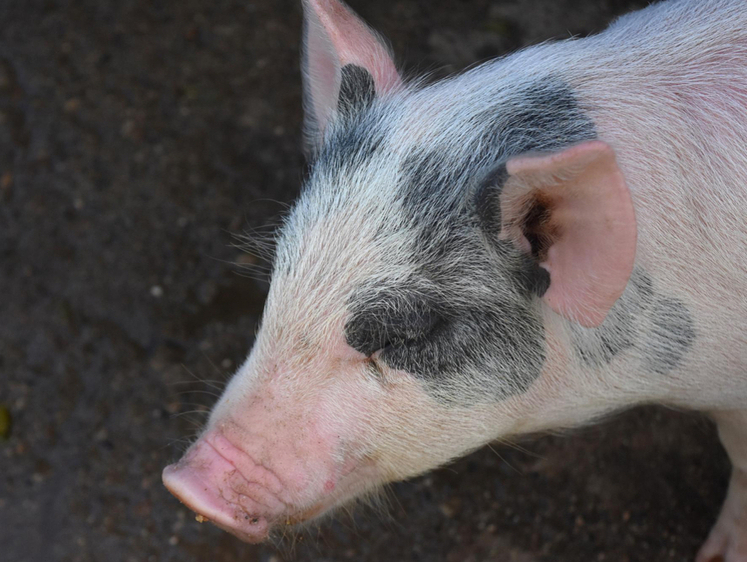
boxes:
[162,431,381,542]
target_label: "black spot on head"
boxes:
[337,64,376,119]
[345,289,442,358]
[345,284,545,402]
[474,77,597,160]
[646,297,695,374]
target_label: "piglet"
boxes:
[163,0,747,559]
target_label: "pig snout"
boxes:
[162,433,284,542]
[162,429,343,542]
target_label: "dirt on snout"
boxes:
[0,0,728,561]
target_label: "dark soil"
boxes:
[0,1,729,561]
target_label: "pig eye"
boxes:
[344,294,443,359]
[365,357,385,380]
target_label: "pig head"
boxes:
[163,0,747,553]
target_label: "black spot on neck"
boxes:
[571,268,696,374]
[572,302,636,367]
[646,297,695,374]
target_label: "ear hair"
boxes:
[337,64,376,119]
[475,141,637,327]
[474,164,551,298]
[301,0,402,154]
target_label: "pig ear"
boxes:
[301,0,402,151]
[496,141,637,327]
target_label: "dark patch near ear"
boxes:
[474,77,596,159]
[572,302,636,367]
[571,269,660,367]
[646,297,695,374]
[337,64,375,119]
[474,165,508,238]
[402,78,595,237]
[571,268,695,374]
[515,256,551,297]
[628,269,695,374]
[471,165,551,298]
[469,78,596,296]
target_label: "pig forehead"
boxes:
[302,75,596,238]
[270,74,596,399]
[309,74,596,231]
[316,75,598,277]
[332,76,595,401]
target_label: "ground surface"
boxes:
[0,1,731,561]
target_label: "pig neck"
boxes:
[579,7,747,408]
[493,311,637,437]
[500,1,747,432]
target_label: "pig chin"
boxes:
[162,424,382,542]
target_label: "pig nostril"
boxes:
[247,516,260,525]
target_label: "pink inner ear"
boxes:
[505,141,637,328]
[307,0,401,93]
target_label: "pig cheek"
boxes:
[358,373,458,478]
[504,314,574,434]
[366,325,571,475]
[314,362,385,458]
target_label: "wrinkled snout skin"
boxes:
[164,0,747,558]
[163,350,386,541]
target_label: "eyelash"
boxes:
[365,357,385,380]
